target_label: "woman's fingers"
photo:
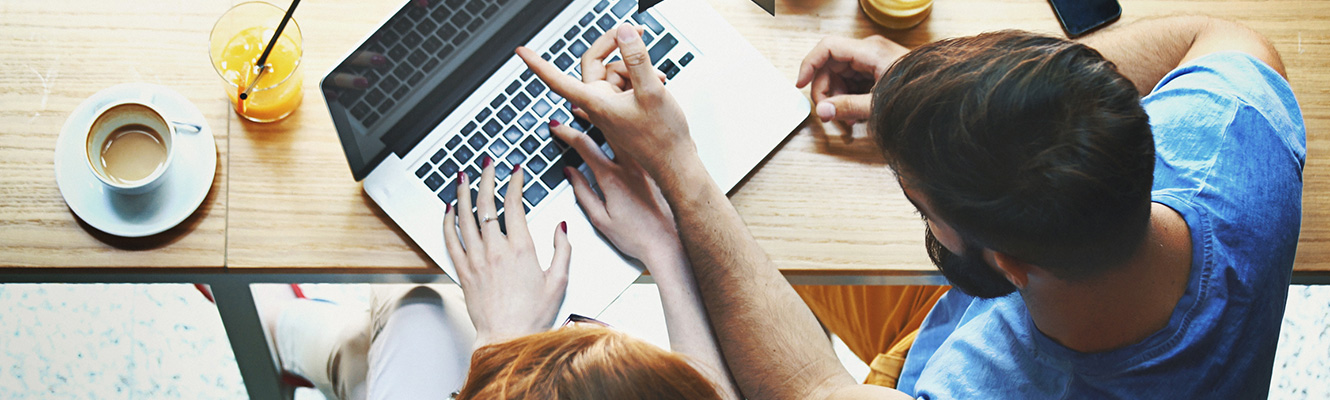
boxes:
[441,204,471,281]
[566,166,611,228]
[570,106,590,122]
[546,222,572,294]
[505,163,533,246]
[476,156,503,240]
[550,120,613,171]
[454,169,484,263]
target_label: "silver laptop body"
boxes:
[323,0,809,320]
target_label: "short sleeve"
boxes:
[1143,51,1304,211]
[1143,51,1304,283]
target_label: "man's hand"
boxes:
[516,24,693,177]
[442,159,572,349]
[796,35,909,123]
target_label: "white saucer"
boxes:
[54,83,218,238]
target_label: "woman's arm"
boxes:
[644,239,739,400]
[552,120,741,400]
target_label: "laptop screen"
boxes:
[323,0,574,181]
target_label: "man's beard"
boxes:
[925,226,1017,299]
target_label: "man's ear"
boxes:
[990,252,1033,290]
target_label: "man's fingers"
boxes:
[582,26,645,83]
[605,61,667,90]
[798,36,887,88]
[797,36,845,88]
[810,69,832,105]
[612,24,663,97]
[517,46,596,108]
[580,26,621,82]
[605,73,626,91]
[547,222,572,293]
[817,93,874,123]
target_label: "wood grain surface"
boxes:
[1,0,1325,276]
[0,0,232,268]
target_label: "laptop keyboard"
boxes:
[412,0,697,227]
[335,0,512,128]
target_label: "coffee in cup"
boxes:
[85,100,175,195]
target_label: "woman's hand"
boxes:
[442,157,571,348]
[550,121,686,277]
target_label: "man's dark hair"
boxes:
[871,30,1155,280]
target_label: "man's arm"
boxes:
[1079,15,1286,95]
[518,25,911,400]
[653,152,911,400]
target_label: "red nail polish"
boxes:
[482,156,492,168]
[559,221,567,233]
[549,119,561,128]
[569,104,579,110]
[514,163,523,175]
[446,203,452,213]
[563,166,575,177]
[457,170,465,183]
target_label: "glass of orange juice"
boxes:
[209,2,303,123]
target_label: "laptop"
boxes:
[322,0,809,320]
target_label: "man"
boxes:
[520,14,1304,398]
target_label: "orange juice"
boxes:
[209,2,303,123]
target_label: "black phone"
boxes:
[1047,0,1122,38]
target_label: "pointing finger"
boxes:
[517,46,597,108]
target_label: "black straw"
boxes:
[240,0,302,100]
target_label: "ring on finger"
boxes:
[481,214,497,224]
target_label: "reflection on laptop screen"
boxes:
[323,0,573,181]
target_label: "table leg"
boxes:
[211,280,294,400]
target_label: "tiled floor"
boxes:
[1,283,1325,399]
[0,284,245,399]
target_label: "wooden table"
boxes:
[2,0,1327,396]
[3,0,1326,278]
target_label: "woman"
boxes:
[443,137,738,399]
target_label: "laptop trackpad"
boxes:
[668,57,810,192]
[525,186,644,321]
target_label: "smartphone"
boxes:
[1047,0,1122,38]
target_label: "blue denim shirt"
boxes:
[896,52,1306,399]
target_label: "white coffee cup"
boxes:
[84,98,176,195]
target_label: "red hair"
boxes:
[456,326,722,399]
